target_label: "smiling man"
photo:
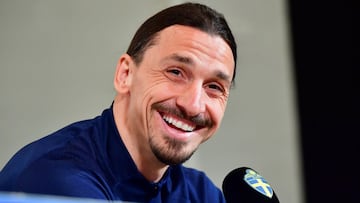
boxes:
[0,3,237,202]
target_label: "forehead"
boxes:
[147,25,235,77]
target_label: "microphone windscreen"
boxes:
[222,167,280,203]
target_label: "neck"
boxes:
[112,96,168,182]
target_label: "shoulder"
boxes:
[174,166,226,202]
[181,166,218,190]
[14,156,110,199]
[1,117,101,176]
[0,116,109,196]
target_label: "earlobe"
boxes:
[114,54,133,93]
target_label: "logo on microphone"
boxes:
[243,169,274,198]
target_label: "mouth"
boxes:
[162,113,197,132]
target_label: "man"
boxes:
[0,2,237,202]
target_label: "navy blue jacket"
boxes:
[0,105,225,202]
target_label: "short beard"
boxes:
[148,102,206,166]
[149,135,196,166]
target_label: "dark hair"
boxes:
[126,2,237,83]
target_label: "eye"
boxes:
[205,82,227,97]
[167,69,181,76]
[208,84,223,91]
[165,67,186,81]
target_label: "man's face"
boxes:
[124,25,234,165]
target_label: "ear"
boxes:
[114,54,134,94]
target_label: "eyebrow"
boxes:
[215,70,231,83]
[166,53,194,66]
[164,53,232,84]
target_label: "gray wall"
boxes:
[0,0,303,202]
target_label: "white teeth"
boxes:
[163,115,195,132]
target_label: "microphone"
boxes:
[222,167,280,203]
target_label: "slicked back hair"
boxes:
[126,2,237,84]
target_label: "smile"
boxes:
[162,114,196,132]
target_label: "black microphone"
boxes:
[222,167,280,203]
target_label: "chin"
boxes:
[150,138,197,165]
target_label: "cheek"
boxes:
[140,84,172,108]
[210,99,227,121]
[205,104,226,140]
[132,81,175,122]
[141,79,182,105]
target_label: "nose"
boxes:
[176,82,206,117]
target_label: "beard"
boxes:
[149,134,197,165]
[148,102,212,166]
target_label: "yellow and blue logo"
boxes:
[244,169,274,198]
